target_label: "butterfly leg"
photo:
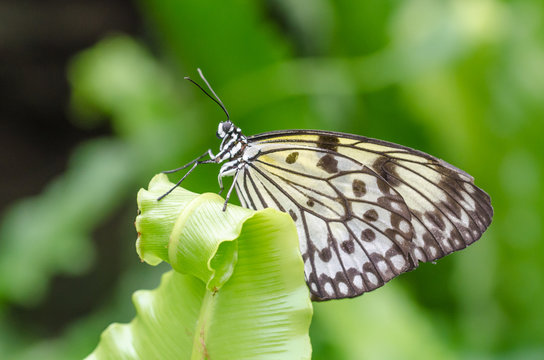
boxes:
[218,159,243,210]
[218,174,224,196]
[161,149,215,174]
[157,155,216,201]
[222,169,241,211]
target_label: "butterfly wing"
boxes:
[235,130,493,300]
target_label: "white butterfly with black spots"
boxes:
[160,69,493,301]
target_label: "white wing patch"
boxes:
[234,130,493,300]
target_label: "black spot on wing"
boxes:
[352,179,367,197]
[363,209,378,222]
[317,154,338,173]
[289,209,298,221]
[319,247,332,262]
[340,239,355,254]
[317,135,340,152]
[285,151,299,164]
[361,229,376,242]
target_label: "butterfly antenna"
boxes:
[184,69,230,121]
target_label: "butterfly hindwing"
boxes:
[234,130,492,300]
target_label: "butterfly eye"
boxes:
[217,122,231,138]
[223,122,232,133]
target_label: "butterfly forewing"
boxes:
[234,130,492,300]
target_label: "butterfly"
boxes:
[159,69,493,301]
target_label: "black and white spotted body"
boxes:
[213,121,259,197]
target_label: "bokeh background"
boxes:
[1,0,543,359]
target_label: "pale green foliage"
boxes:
[88,175,312,359]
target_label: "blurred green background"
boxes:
[1,0,543,359]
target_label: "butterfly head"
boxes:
[216,121,234,139]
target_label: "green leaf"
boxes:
[88,174,312,359]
